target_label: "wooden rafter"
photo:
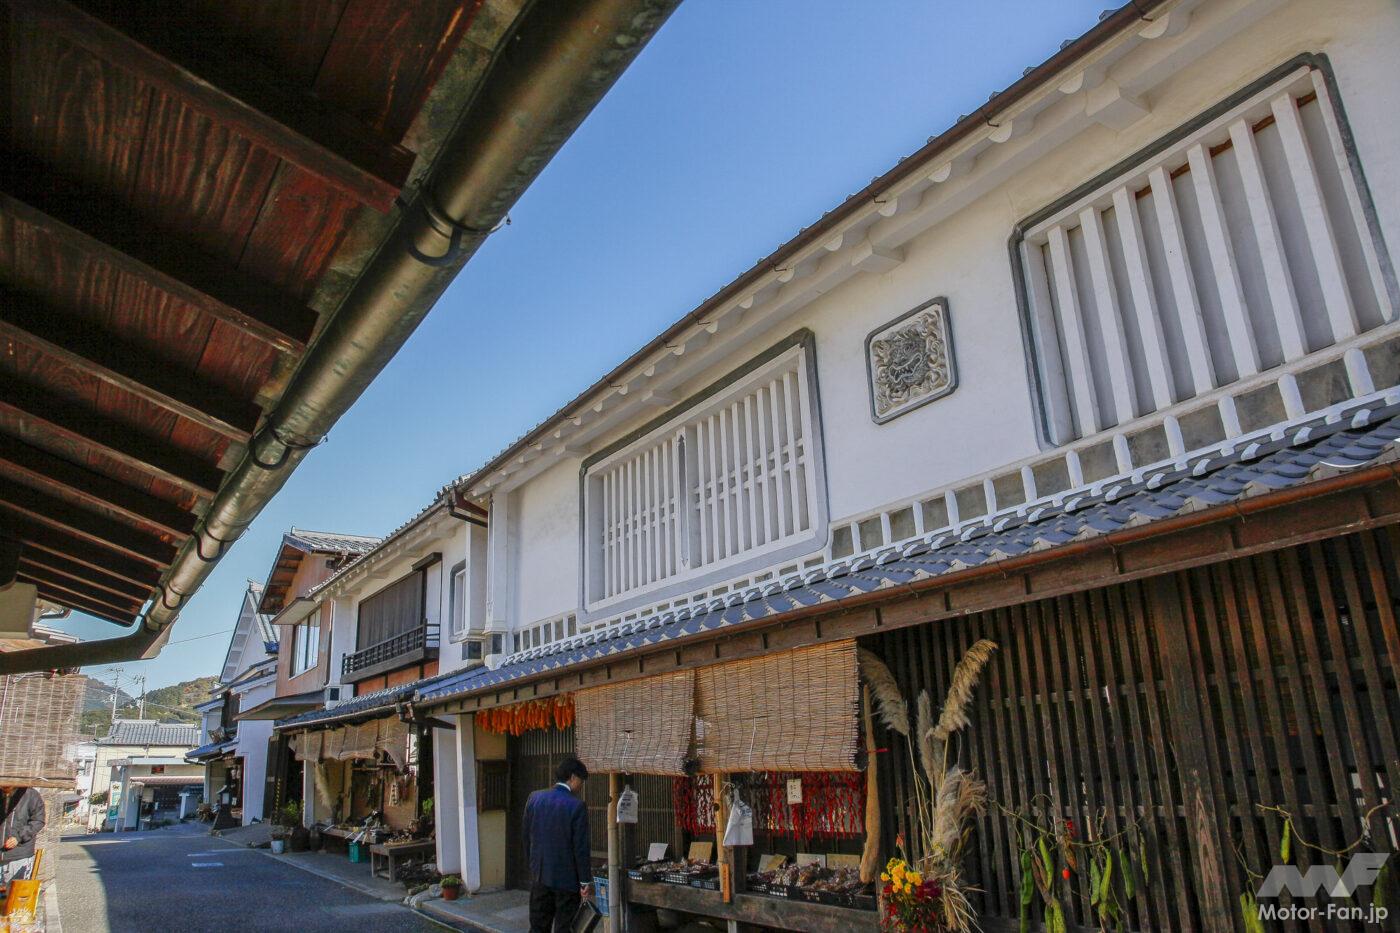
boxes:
[18,550,153,605]
[0,169,318,354]
[0,515,164,591]
[0,435,196,539]
[0,288,261,440]
[0,373,222,498]
[17,568,143,617]
[24,578,134,626]
[0,483,177,568]
[9,0,414,213]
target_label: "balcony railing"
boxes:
[342,623,439,679]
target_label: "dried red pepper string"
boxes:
[671,771,864,843]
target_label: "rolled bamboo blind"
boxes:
[377,718,410,769]
[695,640,860,772]
[321,725,345,760]
[338,721,379,760]
[576,670,695,775]
[292,729,323,762]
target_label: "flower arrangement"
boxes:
[861,639,998,932]
[880,856,944,931]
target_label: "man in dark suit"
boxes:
[522,757,592,933]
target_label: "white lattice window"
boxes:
[1018,64,1395,444]
[584,336,825,611]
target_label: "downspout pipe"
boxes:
[0,0,681,674]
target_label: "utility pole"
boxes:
[109,667,123,722]
[136,675,147,719]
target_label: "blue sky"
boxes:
[73,1,1109,694]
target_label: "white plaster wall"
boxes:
[492,0,1400,634]
[235,717,274,824]
[511,458,582,626]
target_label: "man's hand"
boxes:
[579,883,592,901]
[3,837,16,850]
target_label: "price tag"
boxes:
[688,841,714,863]
[758,854,787,872]
[796,852,826,868]
[646,842,669,862]
[786,778,803,805]
[616,787,638,824]
[827,854,860,869]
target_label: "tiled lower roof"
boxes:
[185,739,236,760]
[275,673,455,730]
[417,408,1400,708]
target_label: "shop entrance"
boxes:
[506,725,576,889]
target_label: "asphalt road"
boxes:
[54,823,442,932]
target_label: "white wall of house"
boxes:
[472,0,1399,656]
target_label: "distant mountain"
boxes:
[80,675,132,713]
[78,675,219,738]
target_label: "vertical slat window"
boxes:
[1020,67,1394,443]
[585,342,823,608]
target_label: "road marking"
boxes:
[184,850,258,857]
[190,862,224,868]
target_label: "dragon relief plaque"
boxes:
[865,298,956,423]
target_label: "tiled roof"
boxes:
[303,497,450,601]
[284,528,382,555]
[185,739,235,761]
[418,409,1400,707]
[100,720,201,747]
[246,582,278,647]
[275,672,453,730]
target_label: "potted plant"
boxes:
[440,874,463,902]
[270,800,300,854]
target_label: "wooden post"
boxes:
[713,773,733,903]
[1147,574,1232,932]
[607,772,621,933]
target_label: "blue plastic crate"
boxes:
[592,876,610,917]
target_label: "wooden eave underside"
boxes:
[0,0,480,626]
[430,468,1400,715]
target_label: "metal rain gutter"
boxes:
[0,0,681,674]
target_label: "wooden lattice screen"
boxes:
[867,526,1399,932]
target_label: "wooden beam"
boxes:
[0,482,177,568]
[17,567,143,617]
[0,164,317,354]
[18,550,153,605]
[0,435,195,539]
[9,0,413,212]
[24,578,135,626]
[0,514,164,591]
[0,290,260,440]
[0,373,222,498]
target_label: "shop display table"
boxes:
[626,878,877,933]
[369,839,435,881]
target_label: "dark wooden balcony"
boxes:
[341,623,439,683]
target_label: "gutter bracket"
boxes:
[401,194,509,268]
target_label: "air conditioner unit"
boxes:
[323,685,349,708]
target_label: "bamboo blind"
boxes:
[0,673,85,787]
[695,640,860,772]
[291,730,323,762]
[321,726,345,760]
[575,670,694,775]
[379,718,409,770]
[338,721,379,760]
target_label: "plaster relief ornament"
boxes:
[865,298,957,423]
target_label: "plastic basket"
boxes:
[592,876,610,917]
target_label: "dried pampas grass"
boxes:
[932,639,998,743]
[858,648,909,736]
[916,690,937,788]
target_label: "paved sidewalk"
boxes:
[258,848,406,902]
[417,889,531,933]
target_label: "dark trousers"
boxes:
[529,882,581,933]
